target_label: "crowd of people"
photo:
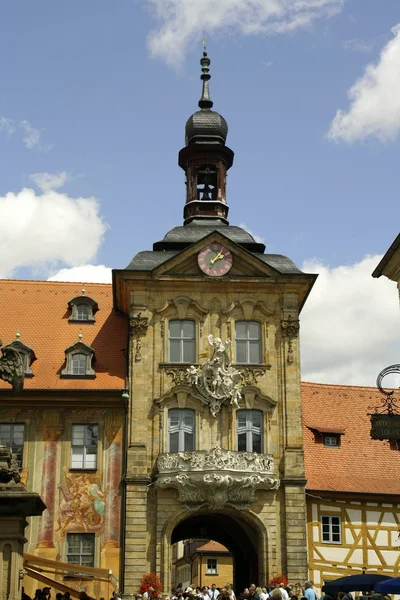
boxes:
[166,581,319,600]
[21,587,122,600]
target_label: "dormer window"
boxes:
[324,434,340,447]
[68,291,98,324]
[4,339,36,377]
[61,340,95,379]
[308,425,344,447]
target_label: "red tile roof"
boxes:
[195,541,229,553]
[0,280,127,390]
[302,381,400,495]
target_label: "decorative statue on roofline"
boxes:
[0,340,24,393]
[187,335,242,417]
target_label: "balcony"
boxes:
[155,446,280,511]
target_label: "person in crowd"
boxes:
[279,585,289,600]
[110,592,122,600]
[55,594,63,600]
[34,591,44,600]
[22,587,32,600]
[260,588,269,600]
[63,593,71,600]
[210,585,220,600]
[270,590,282,600]
[201,586,211,600]
[304,583,317,600]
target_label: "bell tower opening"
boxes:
[171,512,261,595]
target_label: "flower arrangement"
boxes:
[269,575,288,587]
[137,572,163,597]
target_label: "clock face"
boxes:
[198,243,233,277]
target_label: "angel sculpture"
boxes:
[0,341,24,393]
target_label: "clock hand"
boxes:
[210,252,224,265]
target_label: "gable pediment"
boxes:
[152,232,277,279]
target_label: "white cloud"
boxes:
[147,0,344,66]
[300,254,400,386]
[20,119,51,151]
[29,171,69,192]
[48,264,112,283]
[328,24,400,143]
[238,222,265,244]
[0,117,15,136]
[0,188,107,278]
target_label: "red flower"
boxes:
[269,575,288,587]
[137,572,163,597]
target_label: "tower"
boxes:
[113,50,317,597]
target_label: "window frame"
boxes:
[70,423,99,470]
[68,295,97,323]
[206,558,218,575]
[168,319,196,364]
[321,514,342,544]
[61,342,96,379]
[168,408,195,453]
[323,434,339,447]
[0,422,25,469]
[66,532,95,567]
[235,320,262,364]
[236,409,263,453]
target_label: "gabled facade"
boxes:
[0,280,127,599]
[113,50,317,595]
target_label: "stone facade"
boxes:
[117,256,314,593]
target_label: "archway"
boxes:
[171,512,261,594]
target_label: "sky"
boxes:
[0,0,399,387]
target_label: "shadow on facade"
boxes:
[171,512,260,593]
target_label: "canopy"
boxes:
[322,574,392,593]
[374,577,400,593]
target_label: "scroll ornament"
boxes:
[187,335,243,417]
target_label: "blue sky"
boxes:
[0,0,399,385]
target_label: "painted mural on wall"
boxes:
[55,468,105,539]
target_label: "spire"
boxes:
[198,41,213,110]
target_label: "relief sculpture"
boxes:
[55,468,105,539]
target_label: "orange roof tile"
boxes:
[195,541,229,553]
[302,381,400,495]
[0,280,127,390]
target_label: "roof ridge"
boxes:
[0,279,112,287]
[301,380,382,391]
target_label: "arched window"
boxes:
[72,353,88,376]
[237,410,263,453]
[168,408,195,452]
[235,321,261,364]
[169,320,196,363]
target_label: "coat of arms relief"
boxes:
[187,335,243,416]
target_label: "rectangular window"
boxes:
[169,320,196,363]
[72,353,87,376]
[168,409,195,452]
[321,515,341,543]
[206,558,218,575]
[66,533,95,567]
[0,423,25,469]
[71,424,98,469]
[237,410,263,453]
[324,435,339,447]
[235,321,262,364]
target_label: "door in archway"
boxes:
[171,512,260,594]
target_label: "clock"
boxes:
[198,243,233,277]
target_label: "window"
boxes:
[324,435,339,447]
[3,341,36,377]
[0,423,24,469]
[206,558,218,575]
[169,320,196,363]
[61,342,96,379]
[72,353,87,376]
[321,515,341,543]
[235,321,262,364]
[76,304,90,321]
[168,409,195,452]
[237,410,263,453]
[66,533,95,567]
[71,424,98,469]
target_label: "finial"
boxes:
[81,285,86,296]
[198,39,213,110]
[203,32,207,52]
[15,330,20,340]
[78,330,83,342]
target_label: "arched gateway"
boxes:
[115,48,315,597]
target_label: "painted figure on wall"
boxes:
[55,468,105,539]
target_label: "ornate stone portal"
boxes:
[156,446,279,511]
[187,335,242,416]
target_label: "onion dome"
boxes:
[185,50,228,145]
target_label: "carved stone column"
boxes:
[36,425,63,550]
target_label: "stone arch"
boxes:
[160,507,269,594]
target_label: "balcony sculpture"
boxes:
[156,446,280,511]
[0,340,24,393]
